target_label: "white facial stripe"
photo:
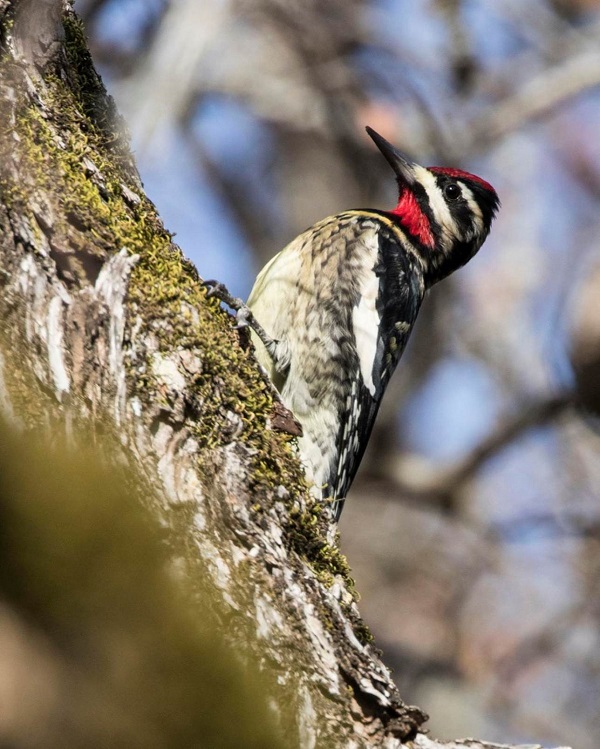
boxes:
[459,184,484,235]
[416,167,456,251]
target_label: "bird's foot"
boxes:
[233,304,255,331]
[203,279,245,312]
[203,279,281,364]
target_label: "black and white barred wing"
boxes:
[329,224,424,519]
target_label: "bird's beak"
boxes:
[366,126,417,186]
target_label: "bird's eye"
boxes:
[443,183,461,200]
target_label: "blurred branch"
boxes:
[492,606,582,695]
[464,48,600,154]
[490,0,599,60]
[365,392,576,512]
[434,0,478,94]
[116,0,233,146]
[487,512,600,543]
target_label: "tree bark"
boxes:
[0,3,570,748]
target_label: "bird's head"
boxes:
[366,126,499,284]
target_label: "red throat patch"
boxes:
[391,189,434,248]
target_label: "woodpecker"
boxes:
[207,127,499,520]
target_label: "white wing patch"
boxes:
[351,234,381,396]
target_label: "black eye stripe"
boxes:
[410,181,442,237]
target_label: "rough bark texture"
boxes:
[0,3,569,748]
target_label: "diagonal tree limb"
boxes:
[462,49,600,155]
[363,392,576,512]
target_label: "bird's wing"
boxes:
[328,224,424,518]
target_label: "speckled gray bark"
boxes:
[0,3,570,748]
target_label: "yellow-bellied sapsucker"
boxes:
[207,127,499,519]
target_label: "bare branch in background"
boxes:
[114,0,233,147]
[362,392,575,512]
[463,48,600,156]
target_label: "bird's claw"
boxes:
[203,279,243,310]
[234,306,252,330]
[203,279,224,298]
[203,279,280,364]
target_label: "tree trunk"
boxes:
[0,2,569,748]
